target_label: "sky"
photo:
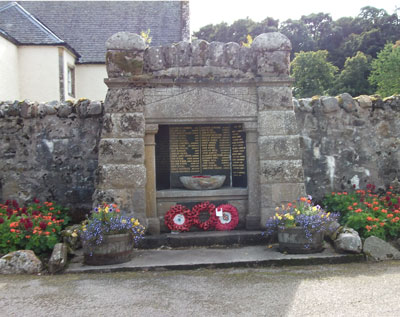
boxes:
[190,0,400,32]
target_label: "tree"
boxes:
[369,42,400,97]
[279,19,316,58]
[291,50,338,98]
[331,51,374,96]
[193,17,278,44]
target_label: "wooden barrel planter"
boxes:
[83,233,134,265]
[277,227,324,254]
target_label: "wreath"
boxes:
[214,204,239,231]
[192,201,217,231]
[164,204,195,232]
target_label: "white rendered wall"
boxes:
[0,36,20,100]
[18,46,60,102]
[76,64,107,100]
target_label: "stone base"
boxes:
[147,217,161,235]
[246,214,261,230]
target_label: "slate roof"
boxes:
[0,2,63,45]
[0,1,185,64]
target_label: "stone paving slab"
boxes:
[65,244,364,274]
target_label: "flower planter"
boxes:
[83,233,134,265]
[277,227,324,254]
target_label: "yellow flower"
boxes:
[121,219,127,224]
[134,220,139,226]
[312,206,317,211]
[71,232,78,238]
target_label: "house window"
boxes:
[67,66,75,97]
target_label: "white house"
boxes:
[0,1,190,102]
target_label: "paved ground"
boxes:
[1,261,400,316]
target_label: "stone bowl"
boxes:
[179,175,226,190]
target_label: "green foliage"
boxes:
[369,42,400,97]
[291,50,338,98]
[331,51,374,96]
[0,199,70,255]
[323,186,400,240]
[193,6,400,96]
[193,17,278,44]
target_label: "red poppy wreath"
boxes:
[164,204,196,232]
[192,201,218,231]
[214,204,239,231]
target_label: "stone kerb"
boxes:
[105,32,292,80]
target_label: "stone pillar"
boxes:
[145,124,160,234]
[253,33,306,227]
[93,32,148,222]
[244,121,261,230]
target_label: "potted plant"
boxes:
[80,203,145,265]
[265,196,338,254]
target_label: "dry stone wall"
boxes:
[1,94,399,222]
[0,99,103,222]
[295,93,400,201]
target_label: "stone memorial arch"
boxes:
[94,32,306,234]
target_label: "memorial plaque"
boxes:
[155,124,247,189]
[199,125,231,186]
[155,125,170,189]
[231,124,247,187]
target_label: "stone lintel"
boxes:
[104,76,294,89]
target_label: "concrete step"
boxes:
[139,230,269,249]
[65,243,365,274]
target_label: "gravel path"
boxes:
[1,261,400,316]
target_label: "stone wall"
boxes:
[1,94,399,223]
[295,93,400,201]
[0,99,103,222]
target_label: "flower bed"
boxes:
[323,184,400,240]
[0,199,70,255]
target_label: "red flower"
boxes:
[24,219,33,230]
[0,217,4,224]
[6,207,13,217]
[39,221,47,230]
[12,200,19,209]
[33,198,40,204]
